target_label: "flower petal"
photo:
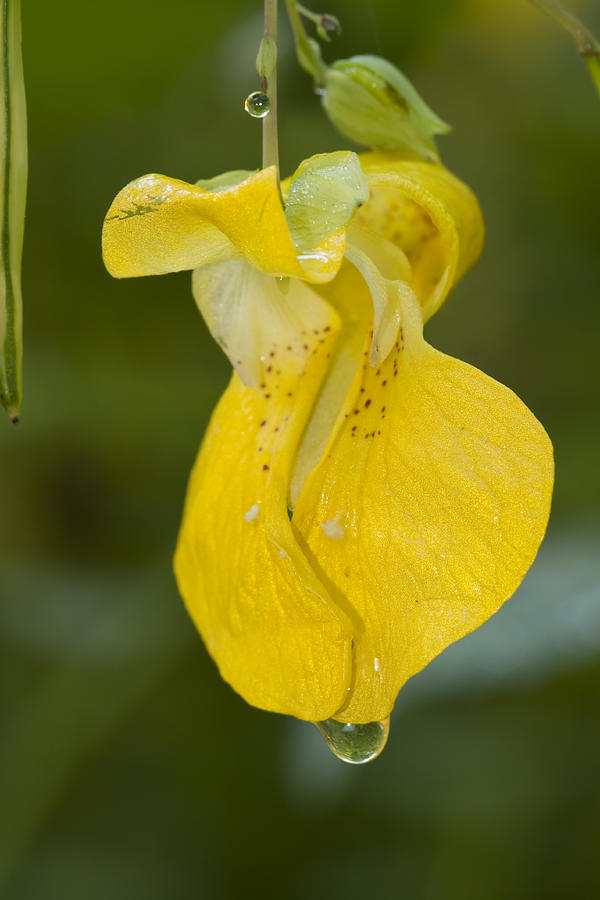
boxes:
[174,287,355,721]
[102,168,346,283]
[293,289,553,723]
[192,260,343,386]
[289,260,372,509]
[345,223,414,365]
[356,153,485,321]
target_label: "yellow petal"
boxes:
[289,260,372,509]
[192,259,346,387]
[174,284,355,721]
[345,223,415,365]
[102,168,346,283]
[293,289,553,723]
[289,229,415,505]
[356,152,485,321]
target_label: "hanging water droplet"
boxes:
[245,91,271,118]
[315,716,390,765]
[313,81,327,97]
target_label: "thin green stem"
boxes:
[262,0,279,173]
[529,0,600,58]
[0,0,26,422]
[284,0,327,83]
[530,0,600,98]
[296,2,322,27]
[587,56,600,95]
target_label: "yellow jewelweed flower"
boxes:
[103,150,553,728]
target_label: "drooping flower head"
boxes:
[102,0,555,764]
[103,149,553,729]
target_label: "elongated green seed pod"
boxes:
[0,0,26,422]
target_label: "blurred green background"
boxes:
[1,0,599,897]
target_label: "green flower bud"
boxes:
[256,34,277,82]
[321,54,451,161]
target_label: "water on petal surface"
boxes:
[315,717,390,765]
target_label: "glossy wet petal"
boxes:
[174,285,355,721]
[357,153,485,322]
[102,167,346,283]
[293,290,554,723]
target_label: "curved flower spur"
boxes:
[102,3,553,764]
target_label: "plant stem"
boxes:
[296,2,322,27]
[587,56,600,95]
[0,0,26,422]
[530,0,600,99]
[529,0,600,58]
[284,0,327,83]
[262,0,279,173]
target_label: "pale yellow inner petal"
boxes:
[192,260,338,387]
[357,154,485,321]
[345,223,415,365]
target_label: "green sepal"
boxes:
[195,170,257,192]
[322,54,451,160]
[284,151,369,252]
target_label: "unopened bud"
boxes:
[317,14,341,42]
[321,54,451,161]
